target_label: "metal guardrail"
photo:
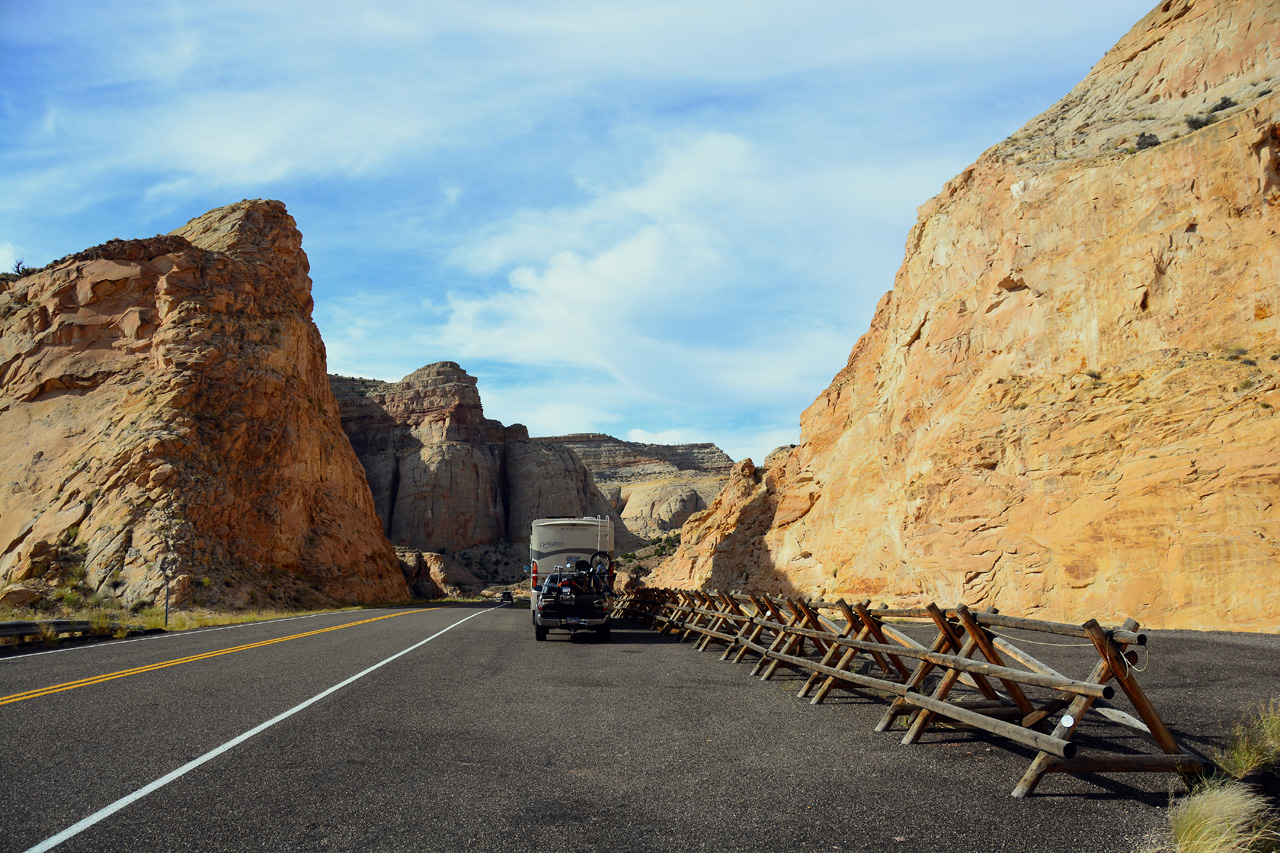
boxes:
[0,619,143,642]
[0,620,93,640]
[614,588,1209,797]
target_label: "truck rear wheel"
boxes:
[535,624,548,641]
[596,625,610,642]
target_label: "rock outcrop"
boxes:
[652,0,1280,632]
[0,200,410,607]
[331,363,645,556]
[537,433,733,537]
[396,539,525,597]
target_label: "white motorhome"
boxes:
[529,517,616,641]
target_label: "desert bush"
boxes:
[1214,698,1280,779]
[1137,132,1160,150]
[1210,96,1237,113]
[1141,699,1280,852]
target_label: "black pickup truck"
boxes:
[532,558,614,641]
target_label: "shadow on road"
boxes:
[533,623,676,645]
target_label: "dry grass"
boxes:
[1141,699,1280,853]
[1146,780,1280,853]
[1215,699,1280,780]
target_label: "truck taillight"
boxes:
[531,561,538,588]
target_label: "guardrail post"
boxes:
[900,633,979,746]
[1011,634,1119,798]
[954,605,1036,719]
[876,603,970,731]
[798,599,856,700]
[809,599,873,705]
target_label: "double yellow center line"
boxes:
[1,608,435,707]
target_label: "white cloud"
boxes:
[2,1,1154,210]
[626,428,714,446]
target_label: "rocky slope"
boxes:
[537,433,733,537]
[331,363,644,565]
[0,200,409,608]
[651,0,1280,632]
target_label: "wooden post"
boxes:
[694,591,724,650]
[798,598,855,699]
[678,591,702,641]
[994,634,1154,735]
[875,604,971,732]
[733,596,769,664]
[794,598,831,656]
[954,605,1036,718]
[717,591,750,660]
[1082,619,1181,755]
[749,597,791,675]
[810,600,874,704]
[760,598,808,681]
[1011,654,1112,797]
[853,602,912,680]
[901,636,977,746]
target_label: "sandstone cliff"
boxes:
[331,364,645,560]
[537,433,733,537]
[0,200,409,608]
[652,0,1280,632]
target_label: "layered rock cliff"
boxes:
[0,200,409,607]
[537,433,733,537]
[652,0,1280,632]
[331,363,645,556]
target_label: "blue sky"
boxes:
[0,1,1155,463]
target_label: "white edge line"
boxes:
[23,605,498,853]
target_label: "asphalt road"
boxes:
[1,604,1277,853]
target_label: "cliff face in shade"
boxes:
[0,200,409,607]
[651,0,1280,632]
[536,433,733,537]
[331,363,645,553]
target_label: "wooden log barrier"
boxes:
[615,588,1206,796]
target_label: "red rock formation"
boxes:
[331,363,645,554]
[652,0,1280,631]
[0,200,408,607]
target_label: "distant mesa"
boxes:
[535,433,733,538]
